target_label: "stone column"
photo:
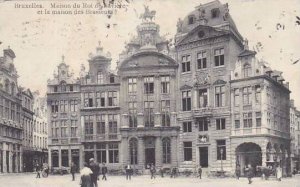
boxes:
[193,89,198,110]
[20,146,23,172]
[137,137,144,169]
[121,137,128,166]
[58,148,62,168]
[48,149,52,169]
[137,113,144,128]
[155,137,162,168]
[68,148,72,167]
[79,146,83,169]
[3,148,7,173]
[122,114,129,128]
[171,136,178,166]
[15,152,19,173]
[8,150,12,173]
[171,112,177,127]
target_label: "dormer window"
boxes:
[188,15,195,25]
[60,81,66,92]
[110,75,115,83]
[211,8,220,18]
[243,64,252,78]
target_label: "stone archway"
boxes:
[236,142,262,176]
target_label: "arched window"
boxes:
[243,64,251,78]
[5,79,9,93]
[129,138,138,165]
[162,138,171,164]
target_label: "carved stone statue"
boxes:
[177,18,183,32]
[223,3,229,20]
[139,5,156,22]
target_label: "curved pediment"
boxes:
[119,51,177,70]
[213,79,227,85]
[180,84,193,90]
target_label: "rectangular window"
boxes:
[84,115,94,135]
[197,51,207,69]
[243,112,253,128]
[144,77,154,94]
[69,85,73,92]
[197,117,208,131]
[181,55,191,72]
[70,100,78,112]
[182,90,191,111]
[183,121,192,132]
[61,120,68,137]
[198,89,208,108]
[108,143,119,163]
[97,72,104,84]
[96,115,105,134]
[255,85,261,104]
[97,143,106,163]
[215,86,225,107]
[51,101,59,113]
[108,114,118,134]
[234,88,239,107]
[110,75,115,83]
[243,87,252,105]
[183,142,192,161]
[108,91,117,106]
[129,102,137,128]
[128,78,137,94]
[214,48,224,66]
[144,101,154,127]
[161,100,170,127]
[235,114,240,129]
[216,118,226,130]
[84,92,93,107]
[161,76,170,94]
[217,140,226,160]
[256,112,261,127]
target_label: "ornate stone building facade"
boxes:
[47,58,82,170]
[0,47,23,173]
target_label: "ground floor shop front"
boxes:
[0,141,22,173]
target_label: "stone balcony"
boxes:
[83,134,121,142]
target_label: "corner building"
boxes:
[118,11,179,170]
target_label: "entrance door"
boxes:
[145,148,155,168]
[199,147,208,168]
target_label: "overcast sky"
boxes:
[0,0,299,108]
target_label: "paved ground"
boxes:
[0,173,300,187]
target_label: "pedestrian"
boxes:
[276,166,282,181]
[235,164,241,180]
[150,164,156,179]
[125,164,132,180]
[80,162,93,187]
[71,162,77,181]
[159,167,164,178]
[170,167,177,178]
[89,158,100,187]
[198,165,202,179]
[245,164,254,184]
[101,162,107,180]
[36,163,41,178]
[45,164,49,177]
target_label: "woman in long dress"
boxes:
[80,163,93,187]
[276,166,282,181]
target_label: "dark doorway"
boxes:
[84,151,94,164]
[199,147,208,168]
[12,154,16,172]
[145,148,155,168]
[6,151,9,172]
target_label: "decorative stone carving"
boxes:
[194,73,210,86]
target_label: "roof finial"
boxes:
[8,45,10,49]
[62,55,65,63]
[243,39,249,50]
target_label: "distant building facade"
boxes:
[0,48,23,173]
[290,100,300,171]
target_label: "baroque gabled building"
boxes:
[118,6,179,170]
[0,47,23,173]
[47,57,81,170]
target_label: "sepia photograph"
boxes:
[0,0,300,186]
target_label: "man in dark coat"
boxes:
[245,164,254,184]
[89,158,100,187]
[70,162,77,181]
[101,162,108,180]
[235,164,241,180]
[36,163,41,178]
[198,165,202,179]
[125,164,132,180]
[150,164,156,179]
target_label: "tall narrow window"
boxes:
[161,76,170,94]
[183,142,192,161]
[96,143,106,163]
[243,87,252,105]
[183,121,192,132]
[51,101,59,113]
[60,100,68,112]
[198,89,208,108]
[61,120,68,137]
[181,55,191,72]
[182,90,191,111]
[108,114,118,134]
[214,48,224,66]
[144,101,154,127]
[70,100,78,112]
[61,81,66,92]
[255,85,261,104]
[234,88,239,107]
[108,143,119,163]
[96,115,105,134]
[71,120,77,137]
[162,138,171,164]
[217,140,226,160]
[84,115,94,135]
[128,78,137,94]
[161,100,170,127]
[84,92,93,107]
[97,72,104,84]
[129,102,137,128]
[144,77,154,94]
[243,64,251,77]
[235,114,240,129]
[256,112,261,127]
[243,112,252,128]
[197,51,207,69]
[108,91,117,106]
[215,86,225,107]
